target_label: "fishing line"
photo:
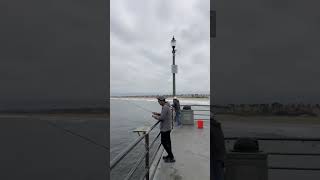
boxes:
[122,99,158,126]
[40,99,158,162]
[46,120,109,151]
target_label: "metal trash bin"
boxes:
[225,138,268,180]
[181,106,194,125]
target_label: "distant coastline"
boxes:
[111,93,210,98]
[213,103,320,117]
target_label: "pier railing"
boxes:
[110,121,163,180]
[110,104,210,179]
[225,137,320,171]
[180,104,210,121]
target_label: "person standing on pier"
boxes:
[211,111,226,180]
[172,96,181,127]
[152,96,175,163]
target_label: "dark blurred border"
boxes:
[0,0,110,179]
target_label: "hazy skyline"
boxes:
[110,0,210,96]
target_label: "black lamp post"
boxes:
[171,36,177,97]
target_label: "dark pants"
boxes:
[175,111,181,126]
[160,130,174,159]
[212,160,225,180]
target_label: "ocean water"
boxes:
[110,97,210,157]
[110,97,209,179]
[110,98,320,180]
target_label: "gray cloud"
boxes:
[0,0,108,109]
[111,0,210,95]
[213,0,320,104]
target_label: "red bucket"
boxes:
[197,119,203,129]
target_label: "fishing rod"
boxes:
[121,98,164,127]
[122,98,154,113]
[122,98,177,128]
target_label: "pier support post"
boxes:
[133,127,151,180]
[144,132,150,180]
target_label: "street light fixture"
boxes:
[171,36,177,97]
[171,36,176,48]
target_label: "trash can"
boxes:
[181,106,194,125]
[225,138,268,180]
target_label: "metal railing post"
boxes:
[111,122,161,180]
[144,132,150,180]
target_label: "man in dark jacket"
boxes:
[172,96,181,127]
[152,96,175,163]
[211,111,226,180]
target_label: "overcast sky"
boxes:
[0,0,108,109]
[110,0,210,96]
[3,0,320,107]
[213,0,320,104]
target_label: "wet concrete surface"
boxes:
[154,115,320,180]
[154,124,210,180]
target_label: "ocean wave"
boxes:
[111,97,209,105]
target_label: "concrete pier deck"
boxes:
[153,123,210,180]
